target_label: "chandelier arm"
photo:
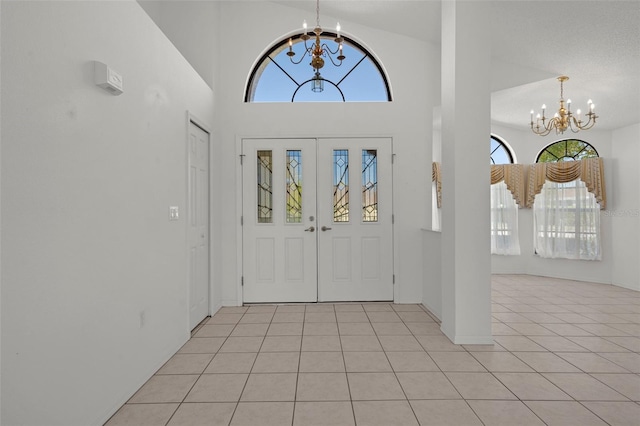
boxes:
[289,49,311,65]
[531,116,559,136]
[303,37,313,52]
[322,42,341,55]
[324,50,345,67]
[568,113,597,131]
[578,115,598,130]
[531,124,553,137]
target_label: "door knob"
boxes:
[321,226,332,232]
[304,226,315,232]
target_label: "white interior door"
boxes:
[242,139,318,303]
[188,121,210,329]
[317,138,394,301]
[242,137,393,303]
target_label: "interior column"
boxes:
[440,0,493,344]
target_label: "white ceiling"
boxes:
[275,0,640,131]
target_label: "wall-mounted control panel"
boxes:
[94,61,123,95]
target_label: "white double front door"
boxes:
[242,137,393,303]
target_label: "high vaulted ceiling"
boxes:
[275,1,640,131]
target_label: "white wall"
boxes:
[0,1,214,425]
[137,0,218,89]
[0,1,3,424]
[422,230,441,319]
[214,2,439,305]
[611,123,640,290]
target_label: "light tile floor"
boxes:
[106,275,640,425]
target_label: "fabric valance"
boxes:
[490,164,526,208]
[433,157,605,210]
[432,162,442,208]
[526,157,606,209]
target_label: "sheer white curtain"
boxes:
[490,181,520,255]
[431,181,441,231]
[533,179,601,260]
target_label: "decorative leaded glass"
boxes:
[333,150,349,222]
[286,150,302,223]
[257,150,273,223]
[362,149,378,222]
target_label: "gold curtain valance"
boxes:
[490,164,526,208]
[525,157,606,209]
[432,162,442,208]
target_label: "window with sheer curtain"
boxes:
[533,179,601,260]
[491,181,521,255]
[490,136,520,255]
[533,139,601,260]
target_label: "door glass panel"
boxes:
[257,150,273,223]
[333,149,349,222]
[362,149,378,222]
[286,150,302,223]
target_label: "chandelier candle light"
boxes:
[287,0,345,93]
[530,76,598,136]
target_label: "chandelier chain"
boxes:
[316,0,320,28]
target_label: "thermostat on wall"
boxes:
[94,61,123,95]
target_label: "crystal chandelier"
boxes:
[287,0,345,93]
[530,76,598,136]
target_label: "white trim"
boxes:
[235,135,244,306]
[451,335,495,345]
[441,324,494,345]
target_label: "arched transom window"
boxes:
[536,139,598,163]
[245,33,391,102]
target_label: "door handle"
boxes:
[304,226,315,232]
[321,226,332,232]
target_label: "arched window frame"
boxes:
[245,32,392,103]
[535,139,599,163]
[490,134,516,165]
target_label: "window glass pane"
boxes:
[490,136,513,164]
[294,81,344,102]
[252,60,300,102]
[338,57,388,101]
[257,150,273,223]
[286,150,302,223]
[362,149,378,222]
[333,149,349,222]
[537,139,598,163]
